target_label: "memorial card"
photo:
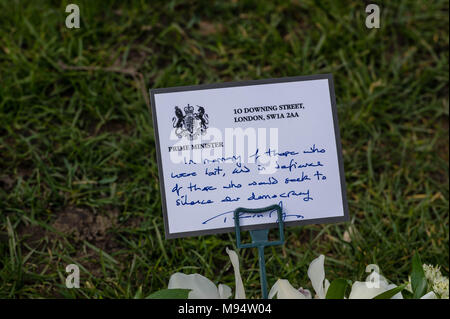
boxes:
[150,74,349,238]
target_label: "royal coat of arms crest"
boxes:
[172,104,209,140]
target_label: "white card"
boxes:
[150,74,348,238]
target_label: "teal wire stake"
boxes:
[233,204,285,299]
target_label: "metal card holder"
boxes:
[233,204,285,299]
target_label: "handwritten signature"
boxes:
[201,201,304,225]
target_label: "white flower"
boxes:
[423,264,449,299]
[168,273,231,299]
[167,247,245,299]
[268,254,327,299]
[307,254,330,299]
[226,247,246,299]
[432,275,449,299]
[423,264,441,283]
[421,291,438,299]
[348,268,403,299]
[268,279,312,299]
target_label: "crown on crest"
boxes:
[184,104,194,114]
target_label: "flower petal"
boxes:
[268,279,308,299]
[420,291,437,299]
[387,283,403,299]
[348,281,387,299]
[168,273,220,299]
[226,247,246,299]
[298,287,313,299]
[365,266,389,289]
[307,254,327,299]
[324,279,330,294]
[218,284,232,299]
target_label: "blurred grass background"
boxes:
[0,0,448,298]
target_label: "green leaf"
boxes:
[411,253,427,299]
[373,284,406,299]
[146,289,191,299]
[325,279,351,299]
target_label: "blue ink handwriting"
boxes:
[248,177,278,186]
[205,166,223,176]
[275,159,324,172]
[284,172,311,184]
[171,171,197,178]
[314,170,327,181]
[223,181,242,189]
[171,183,183,196]
[188,182,217,192]
[303,144,325,154]
[201,201,304,225]
[221,196,240,202]
[176,195,214,206]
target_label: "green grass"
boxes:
[0,0,448,298]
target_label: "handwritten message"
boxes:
[151,75,348,238]
[171,145,326,223]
